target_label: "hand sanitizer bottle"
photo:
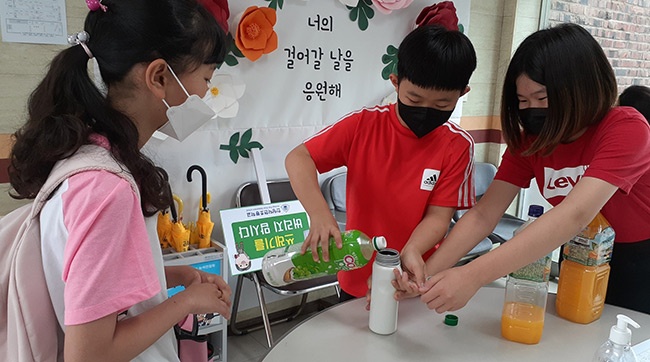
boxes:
[593,314,641,362]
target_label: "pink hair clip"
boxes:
[86,0,108,12]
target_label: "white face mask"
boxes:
[158,65,216,142]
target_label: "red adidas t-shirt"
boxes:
[305,103,475,297]
[496,106,650,243]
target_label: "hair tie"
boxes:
[68,31,94,59]
[86,0,108,12]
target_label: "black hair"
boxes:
[396,24,477,91]
[501,23,617,155]
[9,0,226,216]
[619,85,650,122]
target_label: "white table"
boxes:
[262,286,650,361]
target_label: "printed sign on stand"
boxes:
[220,200,309,275]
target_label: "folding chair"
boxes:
[229,179,340,348]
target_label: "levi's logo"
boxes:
[543,165,588,198]
[420,169,440,191]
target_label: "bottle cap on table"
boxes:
[444,314,458,326]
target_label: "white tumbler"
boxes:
[369,248,401,335]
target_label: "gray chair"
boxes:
[320,171,493,264]
[453,162,526,246]
[229,179,340,348]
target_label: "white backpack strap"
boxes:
[31,144,138,217]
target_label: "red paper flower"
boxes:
[198,0,230,32]
[234,6,278,62]
[415,1,459,31]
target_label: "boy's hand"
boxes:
[300,212,342,262]
[400,246,427,287]
[392,268,421,300]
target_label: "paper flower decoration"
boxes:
[205,74,246,118]
[415,1,459,31]
[198,0,230,32]
[371,0,413,15]
[233,6,278,62]
[339,0,359,6]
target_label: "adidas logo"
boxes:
[420,169,440,191]
[423,174,437,186]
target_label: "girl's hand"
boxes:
[418,266,481,313]
[179,282,232,319]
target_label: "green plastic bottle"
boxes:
[261,230,386,287]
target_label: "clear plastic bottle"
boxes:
[501,205,552,345]
[593,314,640,362]
[262,229,386,287]
[556,213,614,324]
[369,248,401,335]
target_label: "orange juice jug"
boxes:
[501,205,551,344]
[556,213,614,324]
[555,261,610,323]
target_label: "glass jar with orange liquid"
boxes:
[556,213,614,324]
[501,205,552,345]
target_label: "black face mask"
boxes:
[519,108,547,135]
[397,98,454,138]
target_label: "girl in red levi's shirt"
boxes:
[413,23,650,315]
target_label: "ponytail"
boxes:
[9,44,171,216]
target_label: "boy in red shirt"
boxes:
[285,23,477,301]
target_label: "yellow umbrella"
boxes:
[170,194,190,252]
[187,165,213,249]
[156,210,172,249]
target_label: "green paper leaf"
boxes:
[246,141,264,150]
[380,44,399,80]
[459,23,465,33]
[224,54,239,67]
[349,7,358,21]
[231,44,244,58]
[229,149,239,163]
[239,148,250,158]
[219,144,232,151]
[240,128,253,145]
[228,132,240,147]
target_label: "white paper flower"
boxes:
[338,0,359,7]
[205,74,246,118]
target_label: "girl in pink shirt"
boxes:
[8,1,232,360]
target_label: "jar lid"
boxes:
[444,314,458,326]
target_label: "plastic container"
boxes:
[369,248,401,335]
[261,229,386,287]
[556,213,614,324]
[593,314,640,362]
[501,205,551,345]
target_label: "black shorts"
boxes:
[605,238,650,314]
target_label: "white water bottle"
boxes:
[369,248,401,335]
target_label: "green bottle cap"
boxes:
[444,314,458,326]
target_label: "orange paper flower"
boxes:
[235,6,278,62]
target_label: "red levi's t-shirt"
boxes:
[305,103,475,297]
[496,106,650,243]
